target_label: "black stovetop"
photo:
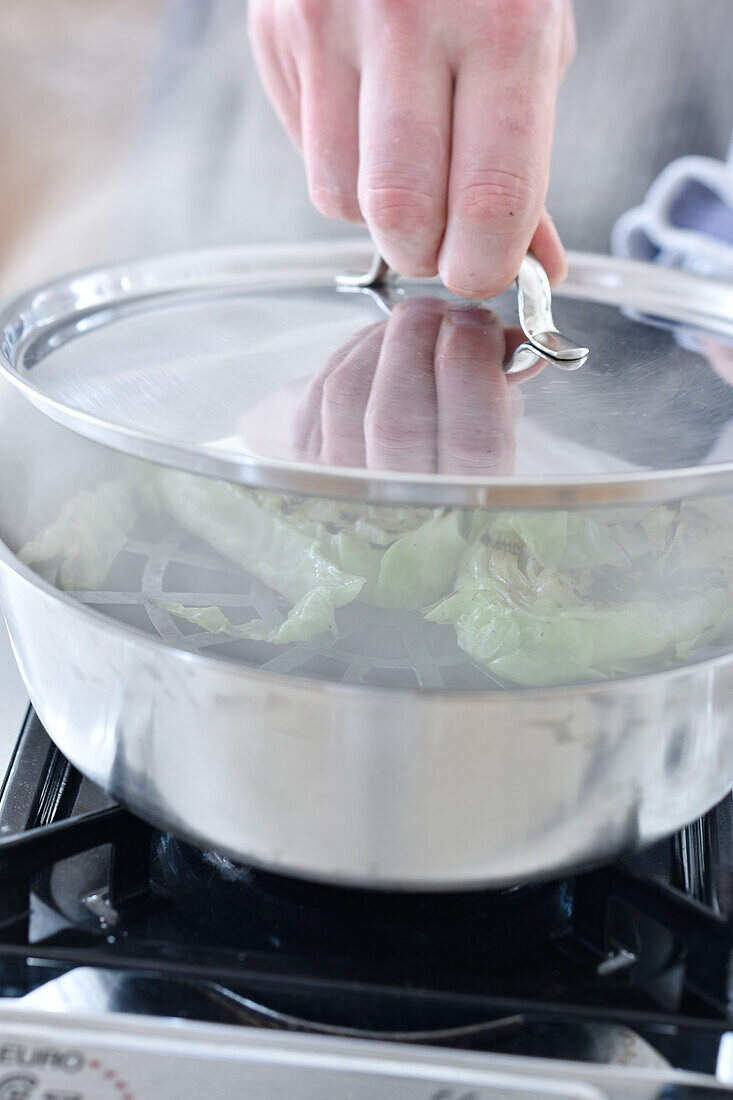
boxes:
[2,708,733,1074]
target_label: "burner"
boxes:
[147,832,575,1036]
[149,832,575,968]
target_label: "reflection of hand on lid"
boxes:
[292,298,543,475]
[701,335,733,388]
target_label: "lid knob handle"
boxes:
[337,250,589,367]
[516,253,589,365]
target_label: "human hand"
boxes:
[702,336,733,388]
[248,0,575,298]
[292,298,543,474]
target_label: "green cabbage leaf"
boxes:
[18,477,137,589]
[427,503,733,686]
[19,464,733,686]
[154,470,365,642]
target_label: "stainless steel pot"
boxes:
[1,241,733,889]
[3,516,733,889]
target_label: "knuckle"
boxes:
[473,0,565,51]
[560,12,577,69]
[496,0,561,23]
[453,170,538,232]
[361,183,441,236]
[322,368,361,409]
[321,373,346,406]
[366,415,425,456]
[368,0,420,31]
[292,0,330,26]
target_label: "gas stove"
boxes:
[1,711,733,1097]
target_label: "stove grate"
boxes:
[2,712,733,1075]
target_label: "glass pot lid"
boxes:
[2,238,733,507]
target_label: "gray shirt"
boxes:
[124,0,733,256]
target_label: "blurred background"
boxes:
[1,0,732,298]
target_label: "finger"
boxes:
[701,336,733,388]
[503,325,529,365]
[291,376,324,463]
[300,54,362,222]
[248,7,302,148]
[439,32,561,298]
[530,209,567,287]
[435,309,516,474]
[320,323,385,466]
[358,35,452,277]
[364,299,444,471]
[291,327,378,461]
[559,0,578,75]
